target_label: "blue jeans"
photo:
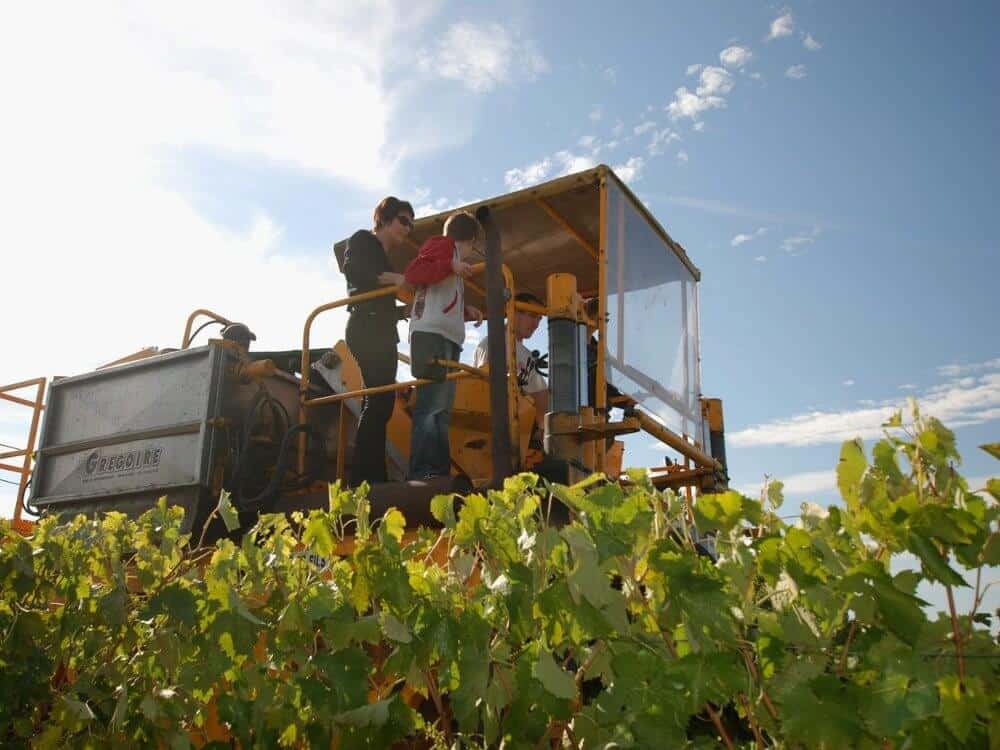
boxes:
[408,335,461,479]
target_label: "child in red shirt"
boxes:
[403,211,483,478]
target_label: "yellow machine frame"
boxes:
[300,165,723,491]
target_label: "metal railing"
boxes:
[297,262,524,481]
[181,309,232,349]
[0,377,46,522]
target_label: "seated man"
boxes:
[472,291,549,432]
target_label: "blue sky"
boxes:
[1,0,997,539]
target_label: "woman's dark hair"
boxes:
[373,196,414,230]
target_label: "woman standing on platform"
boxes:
[343,196,414,485]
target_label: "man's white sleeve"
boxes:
[523,370,547,395]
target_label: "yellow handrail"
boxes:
[297,260,526,479]
[181,308,232,349]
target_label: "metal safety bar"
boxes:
[306,370,474,408]
[181,308,233,349]
[298,261,527,480]
[0,377,46,522]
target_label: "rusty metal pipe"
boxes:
[304,371,471,408]
[634,408,722,471]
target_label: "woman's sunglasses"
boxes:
[396,215,413,228]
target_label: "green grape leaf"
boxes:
[767,480,784,510]
[303,515,335,558]
[217,489,240,533]
[985,478,1000,501]
[779,675,867,749]
[872,439,903,483]
[334,696,393,727]
[110,687,128,731]
[692,490,745,533]
[837,439,867,511]
[938,675,989,742]
[455,494,489,543]
[62,695,95,722]
[982,532,1000,566]
[144,583,198,628]
[533,649,576,700]
[873,579,926,646]
[380,612,412,643]
[907,533,968,587]
[429,493,457,528]
[381,508,406,543]
[979,443,1000,461]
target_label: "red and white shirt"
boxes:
[404,235,467,346]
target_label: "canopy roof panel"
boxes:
[334,165,700,306]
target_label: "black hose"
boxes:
[237,423,325,513]
[187,319,225,347]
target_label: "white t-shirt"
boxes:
[473,336,547,394]
[408,244,466,346]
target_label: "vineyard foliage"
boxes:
[1,404,997,748]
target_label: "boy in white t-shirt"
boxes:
[404,211,483,479]
[472,291,549,432]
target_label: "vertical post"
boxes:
[502,266,521,471]
[596,175,608,471]
[13,379,45,523]
[681,279,690,439]
[476,206,513,486]
[336,403,347,483]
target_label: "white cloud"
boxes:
[781,228,821,253]
[613,156,645,183]
[738,469,836,498]
[938,359,1000,377]
[719,45,753,69]
[686,63,704,76]
[698,65,736,96]
[1,2,445,191]
[504,157,554,190]
[603,66,617,84]
[504,150,599,190]
[786,64,808,80]
[556,150,600,174]
[414,196,453,218]
[634,121,657,135]
[803,33,822,51]
[611,120,625,136]
[898,384,918,391]
[693,121,706,132]
[842,379,856,387]
[730,365,1000,448]
[589,107,603,121]
[767,11,795,40]
[731,227,767,246]
[668,90,714,121]
[754,255,767,262]
[676,150,689,163]
[1,1,496,401]
[648,128,680,155]
[417,21,548,93]
[667,65,736,121]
